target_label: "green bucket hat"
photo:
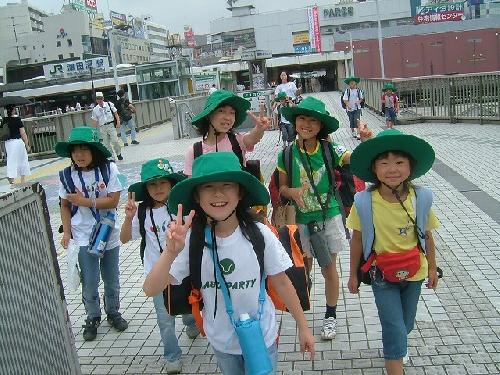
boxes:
[280,96,339,133]
[168,152,269,215]
[55,126,111,158]
[128,158,186,202]
[191,90,251,129]
[350,129,435,183]
[274,92,287,102]
[382,83,397,92]
[344,76,360,85]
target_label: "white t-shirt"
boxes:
[170,222,292,354]
[130,205,172,275]
[342,88,363,112]
[91,101,117,126]
[58,162,123,248]
[275,81,297,100]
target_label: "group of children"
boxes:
[57,86,438,375]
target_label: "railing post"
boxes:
[449,79,455,124]
[479,75,483,125]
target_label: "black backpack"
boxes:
[341,88,365,110]
[0,119,11,142]
[193,132,261,180]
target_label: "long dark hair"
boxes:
[69,144,109,171]
[368,150,416,192]
[5,105,16,117]
[277,70,291,84]
[141,178,177,209]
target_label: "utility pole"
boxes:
[375,0,385,79]
[107,28,120,93]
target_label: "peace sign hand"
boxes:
[247,110,271,132]
[124,192,137,219]
[166,204,195,255]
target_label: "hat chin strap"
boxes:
[206,208,236,228]
[381,181,405,200]
[208,122,220,152]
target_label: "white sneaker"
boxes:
[321,317,337,340]
[403,353,410,365]
[164,359,181,374]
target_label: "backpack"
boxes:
[116,97,133,121]
[354,186,434,287]
[170,221,310,336]
[193,132,261,181]
[59,162,112,217]
[341,88,365,110]
[269,141,363,216]
[135,203,195,317]
[0,119,11,142]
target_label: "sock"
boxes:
[325,304,337,319]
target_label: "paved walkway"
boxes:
[3,92,499,374]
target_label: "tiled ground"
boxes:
[3,91,499,374]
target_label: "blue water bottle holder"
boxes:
[205,227,273,375]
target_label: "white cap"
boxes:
[95,92,104,98]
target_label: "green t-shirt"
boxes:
[277,140,347,224]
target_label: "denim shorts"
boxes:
[371,268,423,359]
[298,215,348,258]
[385,107,397,122]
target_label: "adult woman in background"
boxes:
[274,71,300,102]
[1,104,31,185]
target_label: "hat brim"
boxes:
[281,106,339,133]
[129,173,186,202]
[344,77,360,84]
[55,140,112,158]
[350,134,435,183]
[191,96,250,129]
[168,170,269,215]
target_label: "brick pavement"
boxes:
[3,92,499,374]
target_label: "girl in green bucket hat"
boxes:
[55,126,128,341]
[184,90,271,176]
[346,128,440,373]
[144,152,315,374]
[120,158,199,373]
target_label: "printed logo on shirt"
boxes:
[219,258,236,275]
[202,278,257,291]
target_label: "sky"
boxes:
[1,0,336,35]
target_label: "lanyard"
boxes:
[77,168,100,222]
[149,204,174,253]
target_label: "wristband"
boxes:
[92,197,96,209]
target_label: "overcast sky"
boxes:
[1,0,336,34]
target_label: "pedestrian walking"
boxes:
[91,92,123,160]
[1,104,31,186]
[347,129,440,375]
[342,76,364,139]
[143,152,315,375]
[120,158,199,374]
[116,89,139,147]
[56,126,128,341]
[381,83,399,129]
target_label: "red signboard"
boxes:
[312,5,321,52]
[415,10,464,24]
[85,0,97,10]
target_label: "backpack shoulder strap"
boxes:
[414,186,433,252]
[59,166,78,217]
[319,140,335,189]
[193,141,203,159]
[283,144,293,186]
[138,202,147,264]
[353,190,374,260]
[98,161,111,185]
[227,132,244,167]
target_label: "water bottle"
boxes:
[87,212,115,258]
[236,313,273,375]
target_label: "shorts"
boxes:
[297,215,348,259]
[385,107,397,122]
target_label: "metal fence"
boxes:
[0,184,81,375]
[0,96,173,164]
[360,72,500,124]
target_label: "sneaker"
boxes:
[131,140,140,145]
[107,313,128,332]
[403,353,410,365]
[185,324,200,339]
[82,317,101,341]
[321,317,337,340]
[117,154,123,161]
[123,142,128,146]
[164,359,181,374]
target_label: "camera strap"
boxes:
[149,203,174,253]
[298,140,330,228]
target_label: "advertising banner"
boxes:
[43,57,109,80]
[110,10,127,28]
[184,25,196,48]
[194,74,217,91]
[292,31,310,45]
[307,6,321,53]
[415,2,465,23]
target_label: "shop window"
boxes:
[58,54,63,60]
[57,41,61,47]
[67,39,72,47]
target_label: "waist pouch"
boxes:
[306,221,332,268]
[234,317,272,375]
[375,246,421,282]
